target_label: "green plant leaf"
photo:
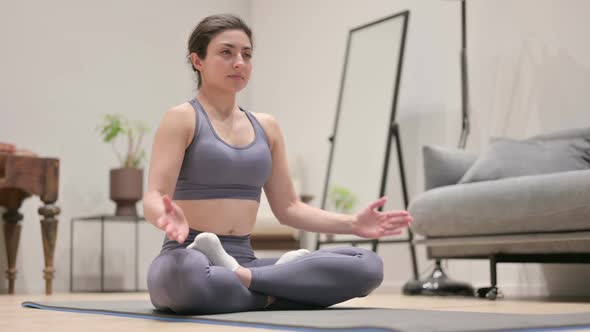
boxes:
[328,184,358,213]
[97,113,150,168]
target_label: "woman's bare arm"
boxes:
[257,113,355,234]
[259,113,412,238]
[143,104,194,229]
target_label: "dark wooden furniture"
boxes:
[250,233,300,251]
[0,153,60,294]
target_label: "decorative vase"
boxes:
[110,167,143,217]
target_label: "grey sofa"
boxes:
[408,128,590,298]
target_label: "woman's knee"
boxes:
[352,248,384,294]
[147,249,214,313]
[318,246,384,288]
[148,249,210,287]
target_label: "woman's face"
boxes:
[194,29,253,93]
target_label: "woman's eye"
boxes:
[244,53,252,59]
[222,50,231,55]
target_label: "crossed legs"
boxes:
[147,233,383,314]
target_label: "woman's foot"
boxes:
[234,266,252,288]
[187,232,240,271]
[187,233,254,287]
[265,295,276,308]
[275,249,311,265]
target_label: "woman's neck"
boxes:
[197,86,237,120]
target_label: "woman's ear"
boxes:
[190,53,202,71]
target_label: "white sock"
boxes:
[274,249,311,265]
[186,232,240,271]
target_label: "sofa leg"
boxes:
[477,255,503,300]
[490,254,497,287]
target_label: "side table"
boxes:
[0,153,60,295]
[70,214,145,292]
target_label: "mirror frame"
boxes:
[315,11,417,279]
[320,10,410,216]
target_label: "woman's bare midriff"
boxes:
[175,198,260,236]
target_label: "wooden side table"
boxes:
[0,153,60,295]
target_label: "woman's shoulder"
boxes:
[157,102,197,148]
[250,111,278,129]
[250,112,280,137]
[249,112,286,152]
[163,102,196,126]
[168,101,196,117]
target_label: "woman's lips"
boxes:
[228,75,243,80]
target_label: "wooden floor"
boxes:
[2,291,590,332]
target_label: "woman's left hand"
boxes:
[351,196,413,239]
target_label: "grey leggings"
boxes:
[147,229,384,314]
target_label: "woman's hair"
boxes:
[187,14,253,89]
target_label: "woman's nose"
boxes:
[233,54,245,68]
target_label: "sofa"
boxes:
[408,127,590,299]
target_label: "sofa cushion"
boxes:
[409,169,590,237]
[458,137,590,184]
[422,145,478,190]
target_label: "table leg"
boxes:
[3,208,23,294]
[101,217,104,292]
[135,218,139,292]
[38,204,60,295]
[70,218,74,292]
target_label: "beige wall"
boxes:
[1,0,589,296]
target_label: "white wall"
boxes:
[0,0,251,293]
[1,0,589,296]
[469,0,590,144]
[249,0,590,296]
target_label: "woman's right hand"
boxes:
[156,195,189,244]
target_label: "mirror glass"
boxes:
[321,12,409,241]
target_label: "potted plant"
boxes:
[97,114,149,216]
[326,184,359,240]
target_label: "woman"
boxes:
[144,13,412,314]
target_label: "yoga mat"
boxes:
[23,300,590,332]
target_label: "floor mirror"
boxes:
[315,10,418,279]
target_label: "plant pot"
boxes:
[110,167,143,217]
